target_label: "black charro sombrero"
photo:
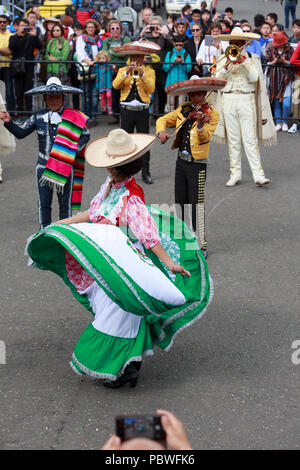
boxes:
[25,77,82,96]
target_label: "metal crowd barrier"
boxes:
[1,58,300,123]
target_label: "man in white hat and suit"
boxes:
[212,27,277,187]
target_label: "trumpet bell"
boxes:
[225,44,242,62]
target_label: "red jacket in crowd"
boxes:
[76,7,95,26]
[290,42,300,76]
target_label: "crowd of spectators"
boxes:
[0,1,299,130]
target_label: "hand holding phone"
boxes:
[101,410,192,450]
[116,415,166,444]
[156,409,192,450]
[205,34,214,46]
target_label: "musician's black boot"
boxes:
[142,153,153,184]
[142,167,153,184]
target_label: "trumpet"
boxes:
[225,44,243,63]
[129,61,141,79]
[209,40,252,75]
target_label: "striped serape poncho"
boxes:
[41,108,88,210]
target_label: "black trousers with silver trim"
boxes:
[36,164,73,229]
[175,157,207,250]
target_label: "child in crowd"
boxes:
[243,23,262,57]
[289,19,300,49]
[259,22,273,63]
[95,50,113,115]
[200,8,212,36]
[271,23,285,35]
[163,35,192,112]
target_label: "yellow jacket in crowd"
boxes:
[0,29,12,67]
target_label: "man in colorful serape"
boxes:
[0,78,90,228]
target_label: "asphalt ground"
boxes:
[0,0,300,451]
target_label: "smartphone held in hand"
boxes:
[205,35,214,46]
[115,415,166,444]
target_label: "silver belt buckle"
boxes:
[179,151,192,162]
[179,151,205,164]
[123,104,148,111]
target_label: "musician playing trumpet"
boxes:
[113,41,160,184]
[212,27,276,187]
[126,59,144,79]
[156,76,226,259]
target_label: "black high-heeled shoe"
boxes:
[103,363,139,389]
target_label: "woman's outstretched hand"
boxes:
[100,217,113,225]
[168,262,191,277]
[150,244,191,277]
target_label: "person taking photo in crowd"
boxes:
[9,18,41,122]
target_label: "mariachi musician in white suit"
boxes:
[212,27,277,187]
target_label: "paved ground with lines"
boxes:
[0,0,299,450]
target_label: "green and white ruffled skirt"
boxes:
[27,206,213,381]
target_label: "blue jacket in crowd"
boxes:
[163,48,192,89]
[246,40,262,58]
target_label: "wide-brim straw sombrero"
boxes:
[113,40,161,56]
[166,76,227,96]
[25,77,82,95]
[85,129,156,168]
[213,26,260,43]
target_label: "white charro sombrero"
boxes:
[114,40,161,56]
[214,26,260,43]
[25,77,82,96]
[85,129,156,168]
[166,75,227,96]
